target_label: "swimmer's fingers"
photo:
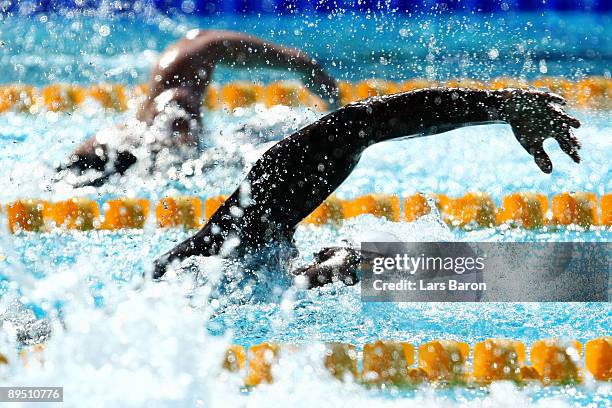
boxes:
[532,144,553,174]
[555,126,582,164]
[510,91,581,174]
[548,103,581,128]
[540,91,566,106]
[569,132,582,149]
[546,104,582,163]
[511,122,553,174]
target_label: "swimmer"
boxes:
[152,87,582,287]
[56,30,339,186]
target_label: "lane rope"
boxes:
[11,337,612,385]
[1,76,612,114]
[3,192,611,233]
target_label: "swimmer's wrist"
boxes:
[488,89,514,122]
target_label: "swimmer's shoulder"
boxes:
[171,29,214,50]
[184,29,205,41]
[175,29,236,54]
[182,29,239,42]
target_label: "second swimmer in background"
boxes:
[57,29,339,186]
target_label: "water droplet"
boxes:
[99,25,110,37]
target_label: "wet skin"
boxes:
[152,88,581,287]
[57,29,339,183]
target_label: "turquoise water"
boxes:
[0,11,610,407]
[0,12,611,85]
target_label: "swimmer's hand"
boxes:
[500,89,581,173]
[291,247,361,288]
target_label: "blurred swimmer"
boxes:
[152,88,582,287]
[56,30,339,186]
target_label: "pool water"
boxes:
[1,12,612,84]
[0,10,610,407]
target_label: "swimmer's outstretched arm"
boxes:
[153,88,581,281]
[232,87,581,228]
[143,30,339,121]
[197,30,339,103]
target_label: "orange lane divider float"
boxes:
[403,193,432,222]
[418,340,470,384]
[551,192,599,227]
[496,192,549,228]
[324,343,359,381]
[264,80,326,109]
[531,339,583,385]
[156,196,202,229]
[6,199,48,233]
[361,340,420,385]
[0,83,131,114]
[473,339,527,383]
[5,338,607,386]
[86,84,128,111]
[601,194,612,226]
[223,344,247,373]
[0,85,37,113]
[99,198,150,230]
[401,191,609,229]
[245,342,281,386]
[204,195,229,221]
[219,81,264,111]
[43,198,100,231]
[341,194,401,222]
[3,192,610,233]
[436,192,497,228]
[40,84,85,112]
[241,338,604,387]
[354,79,401,101]
[244,343,358,385]
[1,77,612,114]
[585,337,612,381]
